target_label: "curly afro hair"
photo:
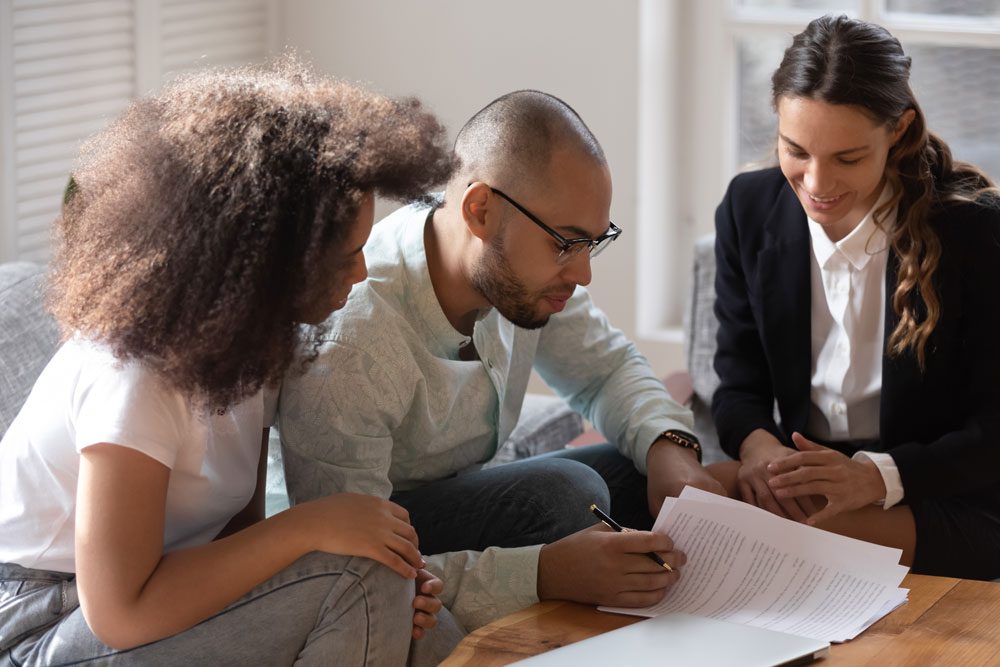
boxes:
[48,57,454,408]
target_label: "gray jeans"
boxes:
[1,552,462,666]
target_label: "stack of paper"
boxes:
[600,487,909,643]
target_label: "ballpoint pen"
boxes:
[590,503,673,572]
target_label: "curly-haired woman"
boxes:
[0,60,453,664]
[711,15,1000,580]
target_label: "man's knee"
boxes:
[509,457,610,536]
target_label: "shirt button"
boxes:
[832,402,846,416]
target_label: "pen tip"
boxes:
[589,503,597,511]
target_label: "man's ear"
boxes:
[461,182,498,242]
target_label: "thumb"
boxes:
[791,432,823,452]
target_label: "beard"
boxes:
[470,235,550,330]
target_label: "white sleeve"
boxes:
[852,450,904,509]
[73,353,191,469]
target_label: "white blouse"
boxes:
[806,186,903,508]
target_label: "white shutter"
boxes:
[0,0,279,262]
[2,0,135,262]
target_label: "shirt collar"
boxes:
[807,185,893,272]
[398,202,477,355]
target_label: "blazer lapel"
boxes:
[756,185,812,437]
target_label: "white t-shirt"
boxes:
[0,339,277,572]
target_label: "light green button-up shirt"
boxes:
[278,201,694,630]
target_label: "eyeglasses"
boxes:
[488,187,621,265]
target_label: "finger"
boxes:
[612,588,670,608]
[413,595,442,614]
[768,451,833,473]
[388,501,411,522]
[624,571,678,591]
[614,530,675,554]
[752,480,791,519]
[791,432,826,452]
[376,547,419,579]
[420,576,443,595]
[412,626,425,640]
[737,479,756,506]
[769,466,830,488]
[412,611,439,630]
[773,493,808,522]
[773,481,832,500]
[659,549,687,569]
[805,502,841,526]
[617,552,679,575]
[392,520,419,547]
[387,534,424,568]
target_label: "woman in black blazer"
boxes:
[712,15,1000,580]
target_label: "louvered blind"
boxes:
[0,0,276,262]
[6,0,135,262]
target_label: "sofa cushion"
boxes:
[0,263,60,434]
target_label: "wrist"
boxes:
[861,459,888,505]
[738,429,785,461]
[648,430,702,467]
[536,542,560,600]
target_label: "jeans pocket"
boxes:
[0,577,67,654]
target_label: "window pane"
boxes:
[885,0,1000,17]
[909,44,1000,180]
[737,37,1000,181]
[737,35,788,166]
[736,0,859,9]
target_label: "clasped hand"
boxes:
[764,433,887,525]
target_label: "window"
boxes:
[637,0,1000,340]
[0,0,279,262]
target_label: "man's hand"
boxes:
[736,429,819,522]
[411,568,443,640]
[766,432,887,525]
[646,437,726,516]
[537,525,685,608]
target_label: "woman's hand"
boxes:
[737,429,819,521]
[411,569,443,640]
[295,493,422,579]
[766,433,887,525]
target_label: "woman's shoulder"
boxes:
[932,194,1000,246]
[723,166,789,209]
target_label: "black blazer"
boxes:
[712,167,1000,505]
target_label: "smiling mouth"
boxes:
[807,192,844,204]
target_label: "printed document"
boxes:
[600,487,909,643]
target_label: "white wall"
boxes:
[281,0,686,386]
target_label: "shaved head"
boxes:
[452,90,605,194]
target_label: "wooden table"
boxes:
[442,574,1000,666]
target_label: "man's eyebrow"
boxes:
[557,225,598,239]
[779,133,869,155]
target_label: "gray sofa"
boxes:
[0,261,586,517]
[0,238,727,513]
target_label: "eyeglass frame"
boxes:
[486,186,622,264]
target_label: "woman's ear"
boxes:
[892,109,917,145]
[460,182,497,242]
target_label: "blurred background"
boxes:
[1,0,997,382]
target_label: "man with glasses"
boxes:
[279,91,726,638]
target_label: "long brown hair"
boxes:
[771,15,999,369]
[49,58,453,408]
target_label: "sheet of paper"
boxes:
[602,490,909,643]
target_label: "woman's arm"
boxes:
[710,177,785,458]
[75,443,422,650]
